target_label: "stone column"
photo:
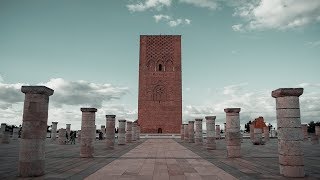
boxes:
[1,126,10,144]
[315,126,320,136]
[188,121,195,143]
[224,123,227,140]
[19,86,54,177]
[12,127,19,140]
[80,108,97,158]
[126,121,132,143]
[250,124,254,142]
[224,108,241,158]
[106,115,116,149]
[253,128,262,145]
[101,125,105,139]
[272,88,305,177]
[137,125,140,140]
[216,125,221,139]
[183,124,189,143]
[58,128,66,145]
[264,126,269,142]
[195,119,203,144]
[180,124,184,140]
[66,124,71,139]
[132,122,137,141]
[301,124,308,141]
[51,122,58,141]
[0,123,6,139]
[205,116,216,150]
[118,119,126,145]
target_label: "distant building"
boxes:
[138,35,182,133]
[252,116,267,132]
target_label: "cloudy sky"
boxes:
[1,0,320,130]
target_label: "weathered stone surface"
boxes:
[275,96,300,109]
[132,122,137,141]
[106,115,115,149]
[250,124,254,142]
[19,86,53,177]
[205,116,215,150]
[253,128,262,145]
[272,88,305,178]
[215,125,221,139]
[225,108,241,158]
[183,124,189,143]
[180,125,184,140]
[58,128,66,145]
[277,118,303,128]
[278,127,303,141]
[12,127,19,140]
[188,121,195,143]
[316,126,320,137]
[1,130,10,144]
[118,120,126,145]
[51,122,58,141]
[80,108,97,158]
[66,124,71,138]
[137,125,140,140]
[125,122,132,143]
[263,126,269,142]
[194,119,203,144]
[311,134,319,145]
[301,124,308,141]
[272,88,303,98]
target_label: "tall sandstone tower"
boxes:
[138,35,182,133]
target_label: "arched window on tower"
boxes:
[158,64,163,71]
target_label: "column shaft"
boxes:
[225,108,241,158]
[118,120,126,145]
[205,116,216,150]
[80,108,97,158]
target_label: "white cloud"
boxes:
[183,82,320,130]
[306,40,320,47]
[153,14,171,22]
[127,0,172,12]
[232,24,244,32]
[233,0,320,31]
[0,78,133,130]
[153,14,191,27]
[179,0,219,10]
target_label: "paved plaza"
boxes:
[0,137,319,179]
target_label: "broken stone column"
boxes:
[51,122,58,141]
[80,108,97,158]
[125,121,132,143]
[301,124,308,141]
[106,115,116,149]
[118,119,126,145]
[224,108,241,158]
[272,88,305,177]
[101,125,105,139]
[316,126,320,137]
[66,124,71,139]
[180,124,184,140]
[253,128,262,145]
[184,124,189,143]
[188,121,195,143]
[195,119,203,144]
[216,125,221,139]
[12,127,19,140]
[224,123,227,140]
[264,126,269,142]
[137,125,140,140]
[19,86,54,177]
[250,124,254,142]
[58,128,66,145]
[205,116,216,150]
[132,122,137,142]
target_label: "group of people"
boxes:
[66,131,76,144]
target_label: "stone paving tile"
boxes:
[178,138,320,180]
[86,139,237,180]
[0,139,143,179]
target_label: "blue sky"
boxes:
[0,0,320,130]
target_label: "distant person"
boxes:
[98,131,103,140]
[70,131,76,144]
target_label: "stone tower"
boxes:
[138,35,182,133]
